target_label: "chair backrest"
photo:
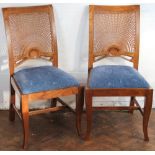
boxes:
[89,5,140,72]
[3,5,58,75]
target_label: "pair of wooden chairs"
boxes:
[2,5,153,149]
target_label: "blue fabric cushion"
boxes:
[89,65,150,89]
[13,66,79,94]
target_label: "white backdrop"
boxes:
[0,3,155,109]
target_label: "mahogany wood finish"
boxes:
[3,5,84,149]
[84,5,153,141]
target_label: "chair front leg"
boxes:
[143,90,153,141]
[129,96,135,114]
[21,95,29,149]
[9,83,15,121]
[76,86,84,136]
[51,98,57,107]
[85,89,93,140]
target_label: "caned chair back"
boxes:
[3,5,58,75]
[89,5,140,71]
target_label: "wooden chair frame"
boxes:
[3,5,84,149]
[84,5,153,141]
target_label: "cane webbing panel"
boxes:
[3,5,57,68]
[8,12,53,62]
[93,6,137,57]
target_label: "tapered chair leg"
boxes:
[76,86,84,136]
[9,84,15,121]
[51,98,57,107]
[85,89,92,140]
[21,96,29,149]
[143,90,153,141]
[129,96,135,114]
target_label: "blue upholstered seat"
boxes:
[13,66,79,94]
[89,65,150,89]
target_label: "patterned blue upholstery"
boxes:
[13,66,79,94]
[89,65,150,89]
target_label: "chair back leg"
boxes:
[129,96,135,114]
[9,83,16,121]
[51,98,57,107]
[76,86,84,136]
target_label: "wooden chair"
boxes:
[84,5,153,141]
[3,5,84,148]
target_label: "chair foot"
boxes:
[143,90,153,142]
[143,124,149,142]
[76,86,84,136]
[84,134,91,141]
[9,84,15,121]
[21,96,29,149]
[144,137,149,141]
[22,139,29,149]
